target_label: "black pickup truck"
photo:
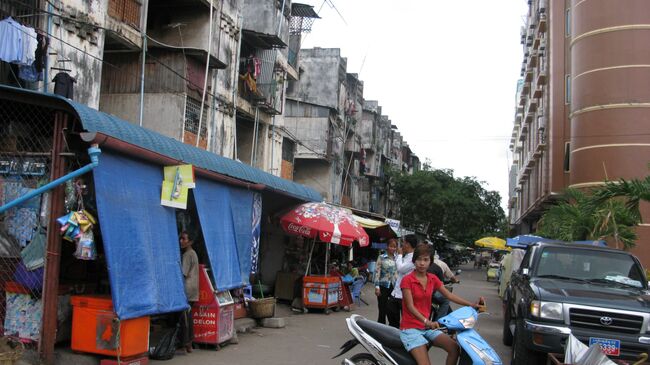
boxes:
[502,241,650,365]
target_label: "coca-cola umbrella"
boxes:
[281,202,370,246]
[280,202,370,275]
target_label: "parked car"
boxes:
[502,241,650,365]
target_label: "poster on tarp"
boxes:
[161,164,195,209]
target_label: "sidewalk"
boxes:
[150,285,378,365]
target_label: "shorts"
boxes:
[400,328,443,352]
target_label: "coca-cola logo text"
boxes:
[287,223,312,236]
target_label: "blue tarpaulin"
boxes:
[93,152,189,319]
[193,178,256,291]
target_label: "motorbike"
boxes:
[334,305,502,365]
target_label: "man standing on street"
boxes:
[428,252,460,320]
[387,234,417,328]
[179,231,199,353]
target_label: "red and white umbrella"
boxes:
[280,202,369,247]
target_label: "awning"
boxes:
[93,152,188,319]
[0,85,322,203]
[193,178,256,291]
[352,214,397,240]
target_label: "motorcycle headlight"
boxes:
[459,316,476,329]
[466,341,495,365]
[530,301,563,321]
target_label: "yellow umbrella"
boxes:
[474,237,509,250]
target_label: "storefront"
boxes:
[0,85,321,364]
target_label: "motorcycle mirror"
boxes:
[455,269,462,275]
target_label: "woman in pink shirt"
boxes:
[400,244,483,365]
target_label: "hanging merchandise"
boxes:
[53,72,76,99]
[250,193,262,275]
[21,228,46,270]
[56,209,97,260]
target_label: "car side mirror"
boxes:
[522,268,530,277]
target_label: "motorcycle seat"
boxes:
[356,318,404,349]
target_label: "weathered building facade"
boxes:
[285,48,418,214]
[509,0,650,264]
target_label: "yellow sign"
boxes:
[161,164,195,209]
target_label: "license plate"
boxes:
[589,337,621,357]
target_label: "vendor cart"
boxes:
[192,265,234,347]
[280,202,369,313]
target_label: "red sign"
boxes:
[192,305,218,343]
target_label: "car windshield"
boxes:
[535,247,646,289]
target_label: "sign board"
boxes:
[385,219,401,236]
[161,164,194,209]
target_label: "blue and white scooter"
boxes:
[334,306,502,365]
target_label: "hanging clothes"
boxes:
[20,26,37,66]
[34,33,49,72]
[53,72,76,99]
[0,18,23,64]
[19,62,40,82]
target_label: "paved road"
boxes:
[151,264,511,365]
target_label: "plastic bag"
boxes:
[565,335,616,365]
[149,326,179,360]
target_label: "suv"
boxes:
[502,242,650,364]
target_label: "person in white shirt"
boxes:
[387,234,418,328]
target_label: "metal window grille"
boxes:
[184,96,209,148]
[0,99,58,348]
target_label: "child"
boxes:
[400,244,483,365]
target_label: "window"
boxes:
[565,8,571,37]
[184,97,208,138]
[536,247,646,288]
[565,74,571,104]
[564,142,571,172]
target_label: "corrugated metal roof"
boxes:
[291,3,320,18]
[0,85,322,202]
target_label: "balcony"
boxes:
[525,69,534,83]
[538,13,547,33]
[527,51,538,68]
[533,36,541,50]
[519,95,528,106]
[536,68,548,85]
[108,0,141,29]
[527,99,538,114]
[533,85,543,99]
[522,82,531,96]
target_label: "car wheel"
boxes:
[502,301,513,346]
[511,318,544,365]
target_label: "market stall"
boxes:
[280,202,369,313]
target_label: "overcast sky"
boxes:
[298,0,529,209]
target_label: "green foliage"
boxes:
[593,176,650,221]
[388,167,506,244]
[537,188,640,250]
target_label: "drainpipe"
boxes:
[0,145,101,214]
[43,1,53,93]
[232,15,243,160]
[138,0,150,127]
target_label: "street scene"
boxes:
[1,0,650,365]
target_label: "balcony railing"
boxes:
[108,0,141,29]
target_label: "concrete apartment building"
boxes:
[285,48,419,214]
[509,0,650,263]
[1,0,319,179]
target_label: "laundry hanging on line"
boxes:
[0,17,39,66]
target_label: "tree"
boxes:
[536,188,639,250]
[388,166,506,244]
[594,176,650,221]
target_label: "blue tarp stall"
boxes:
[93,152,189,319]
[193,178,256,291]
